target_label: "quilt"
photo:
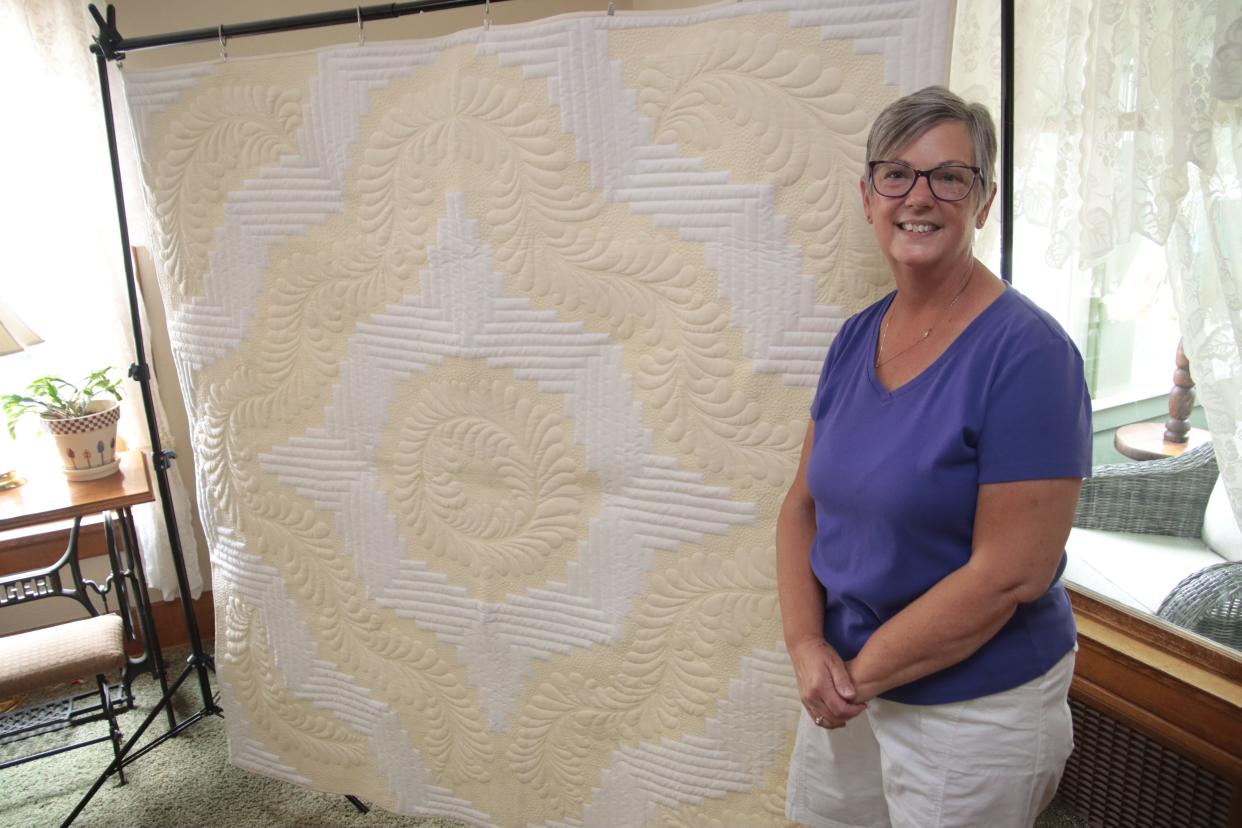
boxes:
[122,1,952,824]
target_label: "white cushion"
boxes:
[1201,477,1242,563]
[1064,528,1225,614]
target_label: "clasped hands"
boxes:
[789,637,868,729]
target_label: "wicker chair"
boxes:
[1074,442,1219,538]
[1156,562,1242,650]
[1072,441,1242,650]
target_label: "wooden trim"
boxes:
[119,594,214,660]
[1070,591,1242,789]
[148,592,215,650]
[1073,617,1241,779]
[1069,587,1241,681]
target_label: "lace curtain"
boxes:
[952,0,1242,531]
[0,0,203,599]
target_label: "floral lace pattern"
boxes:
[953,0,1242,603]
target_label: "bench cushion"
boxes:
[0,613,125,696]
[1065,528,1226,615]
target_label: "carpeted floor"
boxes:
[0,647,1091,827]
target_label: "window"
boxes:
[953,0,1242,656]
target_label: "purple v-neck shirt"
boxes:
[806,287,1092,704]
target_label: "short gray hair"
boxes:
[865,86,997,204]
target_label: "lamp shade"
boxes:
[0,300,42,356]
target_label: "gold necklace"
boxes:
[875,259,975,370]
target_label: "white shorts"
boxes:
[786,649,1076,828]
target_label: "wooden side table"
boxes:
[1117,337,1213,462]
[0,450,153,532]
[1114,422,1212,462]
[0,450,170,708]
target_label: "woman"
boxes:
[778,86,1091,827]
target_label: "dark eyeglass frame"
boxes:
[867,160,981,202]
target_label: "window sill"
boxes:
[1091,392,1167,424]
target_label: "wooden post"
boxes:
[1164,337,1195,444]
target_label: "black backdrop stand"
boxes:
[1000,0,1015,283]
[58,13,223,828]
[73,0,1015,824]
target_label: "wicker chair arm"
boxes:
[1073,442,1218,538]
[1156,561,1242,651]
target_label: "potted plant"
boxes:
[2,367,125,481]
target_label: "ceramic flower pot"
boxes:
[40,399,121,481]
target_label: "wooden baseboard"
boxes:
[147,592,215,651]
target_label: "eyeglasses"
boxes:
[867,161,980,202]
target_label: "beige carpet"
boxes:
[0,653,455,828]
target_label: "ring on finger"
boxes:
[813,714,825,726]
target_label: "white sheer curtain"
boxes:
[952,0,1242,530]
[0,0,203,599]
[1175,9,1242,511]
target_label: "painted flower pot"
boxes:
[41,399,121,481]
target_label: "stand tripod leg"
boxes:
[94,32,216,717]
[65,35,223,828]
[62,661,215,827]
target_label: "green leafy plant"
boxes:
[3,367,124,438]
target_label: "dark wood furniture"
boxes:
[0,449,155,534]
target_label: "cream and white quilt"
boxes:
[122,1,952,824]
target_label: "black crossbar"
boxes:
[90,0,512,59]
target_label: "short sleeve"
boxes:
[977,337,1093,484]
